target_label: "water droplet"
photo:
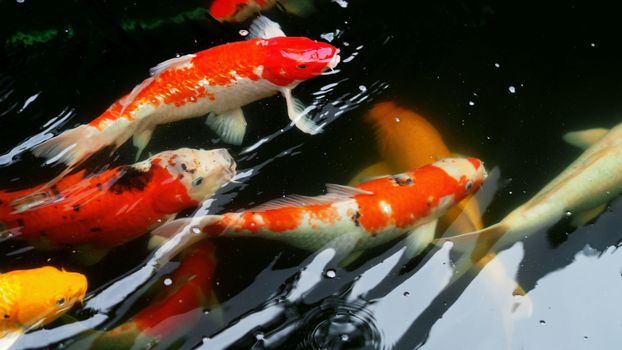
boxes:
[358,85,367,92]
[394,117,401,122]
[239,29,249,36]
[590,42,596,47]
[565,211,572,217]
[163,278,173,286]
[468,101,475,106]
[539,320,546,325]
[204,309,210,315]
[584,336,589,340]
[403,291,410,297]
[508,86,516,94]
[325,269,337,278]
[494,63,500,68]
[255,332,264,340]
[340,334,349,341]
[191,226,202,234]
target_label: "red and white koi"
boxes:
[209,0,315,23]
[0,148,235,249]
[153,158,487,260]
[33,17,339,174]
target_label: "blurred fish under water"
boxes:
[2,0,622,349]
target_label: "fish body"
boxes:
[155,158,487,259]
[1,148,235,248]
[33,17,339,172]
[209,0,315,23]
[95,242,217,348]
[351,101,484,234]
[444,122,622,262]
[0,266,87,337]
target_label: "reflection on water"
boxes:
[3,0,622,349]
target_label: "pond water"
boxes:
[2,1,622,349]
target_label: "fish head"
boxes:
[261,37,340,86]
[210,0,264,22]
[0,267,87,332]
[431,157,488,203]
[155,148,237,202]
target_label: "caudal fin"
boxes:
[32,124,109,168]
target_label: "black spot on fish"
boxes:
[109,166,153,194]
[351,211,361,227]
[3,314,9,319]
[73,204,80,212]
[393,176,413,186]
[16,219,24,227]
[96,183,103,190]
[90,227,102,233]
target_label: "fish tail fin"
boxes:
[147,215,223,249]
[32,124,112,168]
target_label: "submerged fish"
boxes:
[0,266,87,346]
[209,0,315,23]
[350,101,484,234]
[1,148,235,250]
[440,122,622,267]
[94,241,217,348]
[154,158,487,261]
[33,16,339,174]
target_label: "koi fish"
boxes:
[439,122,622,272]
[0,266,87,348]
[94,241,217,348]
[32,16,339,176]
[153,158,487,262]
[1,148,235,251]
[209,0,315,23]
[350,101,484,235]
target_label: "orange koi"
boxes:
[32,17,339,175]
[0,266,87,345]
[0,148,235,249]
[351,101,484,234]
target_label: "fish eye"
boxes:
[3,314,9,319]
[297,64,307,69]
[192,177,204,186]
[465,180,473,191]
[181,163,188,171]
[57,298,65,306]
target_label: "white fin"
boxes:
[205,109,247,145]
[434,223,507,260]
[281,88,323,135]
[248,16,286,39]
[0,331,21,350]
[132,127,154,160]
[149,54,196,77]
[252,184,373,211]
[402,220,437,261]
[563,128,608,150]
[150,216,222,240]
[32,124,104,167]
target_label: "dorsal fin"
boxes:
[119,77,154,116]
[251,184,373,211]
[149,54,196,77]
[248,16,286,39]
[563,128,609,150]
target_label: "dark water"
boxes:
[2,0,622,349]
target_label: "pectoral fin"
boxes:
[280,88,322,135]
[563,128,608,150]
[205,109,247,145]
[133,128,154,161]
[571,204,607,227]
[402,220,437,261]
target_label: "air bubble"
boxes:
[325,269,337,278]
[239,29,249,36]
[403,291,410,297]
[468,101,475,106]
[539,320,546,325]
[508,86,516,94]
[191,226,202,234]
[163,278,173,286]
